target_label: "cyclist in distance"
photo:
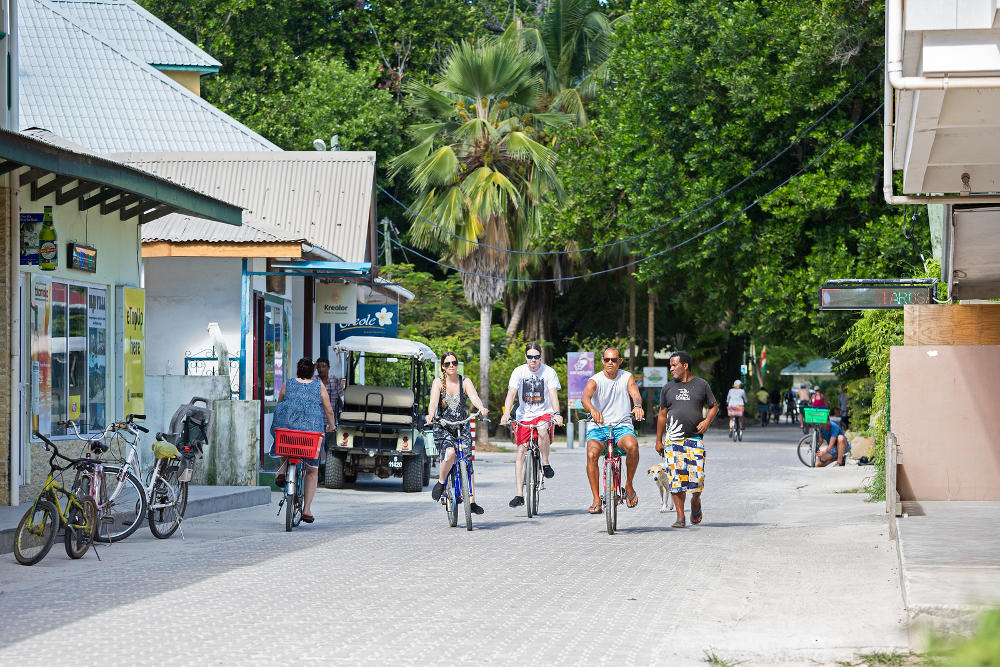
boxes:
[726,380,747,432]
[581,347,644,514]
[499,342,563,509]
[426,351,488,514]
[795,383,812,424]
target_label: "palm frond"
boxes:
[411,146,460,189]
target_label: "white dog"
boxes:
[646,463,673,512]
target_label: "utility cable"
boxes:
[378,102,883,284]
[379,60,884,258]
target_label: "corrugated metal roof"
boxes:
[142,214,303,244]
[19,0,278,152]
[780,359,838,376]
[44,0,221,69]
[116,152,376,261]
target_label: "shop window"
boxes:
[31,277,107,437]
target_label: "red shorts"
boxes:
[514,414,554,447]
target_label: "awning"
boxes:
[333,336,438,363]
[0,128,241,226]
[264,261,372,279]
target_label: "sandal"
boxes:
[671,519,686,528]
[301,514,315,523]
[625,490,639,509]
[273,473,286,487]
[691,510,703,524]
[587,501,602,514]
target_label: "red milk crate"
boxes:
[273,428,323,459]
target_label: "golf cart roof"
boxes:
[333,336,439,363]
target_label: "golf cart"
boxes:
[325,336,437,492]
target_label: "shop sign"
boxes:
[118,286,146,417]
[30,276,52,433]
[567,351,594,401]
[335,304,398,340]
[68,243,98,273]
[643,367,669,388]
[316,282,357,324]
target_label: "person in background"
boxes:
[810,386,827,408]
[755,386,770,425]
[838,386,850,430]
[815,415,851,467]
[768,386,782,424]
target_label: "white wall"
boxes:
[144,257,242,376]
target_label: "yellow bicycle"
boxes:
[13,432,99,565]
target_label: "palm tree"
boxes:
[390,39,570,442]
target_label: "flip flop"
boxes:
[273,474,286,487]
[587,502,602,514]
[625,490,639,509]
[691,510,703,525]
[671,519,686,528]
[301,514,315,524]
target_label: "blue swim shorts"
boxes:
[587,424,636,450]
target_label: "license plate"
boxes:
[388,458,403,469]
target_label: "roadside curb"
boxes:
[0,485,271,555]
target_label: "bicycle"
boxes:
[510,418,554,518]
[797,407,831,467]
[599,416,639,536]
[727,405,744,442]
[432,415,481,531]
[273,428,323,532]
[13,433,99,565]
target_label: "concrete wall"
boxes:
[207,400,259,485]
[144,257,242,376]
[891,345,1000,500]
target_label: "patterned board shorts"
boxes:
[664,438,706,494]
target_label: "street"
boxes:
[0,424,907,666]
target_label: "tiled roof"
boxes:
[18,0,278,152]
[116,151,376,262]
[44,0,221,69]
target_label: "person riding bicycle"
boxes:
[581,346,644,515]
[655,351,719,528]
[768,387,782,423]
[499,342,563,509]
[426,351,488,515]
[810,386,827,408]
[814,416,851,467]
[795,383,812,423]
[726,380,747,433]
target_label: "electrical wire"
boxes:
[380,60,885,258]
[379,102,884,284]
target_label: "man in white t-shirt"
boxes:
[500,342,563,508]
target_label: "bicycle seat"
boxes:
[87,439,109,454]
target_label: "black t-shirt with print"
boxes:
[659,377,717,439]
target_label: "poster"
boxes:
[567,352,594,401]
[335,304,398,340]
[315,282,357,324]
[118,286,145,418]
[643,367,669,388]
[88,288,107,429]
[30,276,52,434]
[20,213,43,265]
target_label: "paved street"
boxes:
[0,424,907,666]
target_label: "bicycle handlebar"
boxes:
[32,431,98,471]
[431,415,487,428]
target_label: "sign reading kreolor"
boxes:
[567,351,594,401]
[316,282,358,324]
[335,304,399,340]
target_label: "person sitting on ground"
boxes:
[814,416,851,467]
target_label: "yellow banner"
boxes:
[122,287,145,417]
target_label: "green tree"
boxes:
[389,39,571,438]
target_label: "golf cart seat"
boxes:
[339,386,415,426]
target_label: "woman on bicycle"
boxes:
[726,380,747,434]
[499,342,563,509]
[426,352,488,514]
[272,358,337,524]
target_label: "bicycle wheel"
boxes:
[797,434,817,467]
[737,419,743,442]
[532,455,542,516]
[95,466,146,543]
[148,463,187,539]
[64,496,98,559]
[284,465,298,532]
[525,449,536,519]
[459,460,472,531]
[14,499,58,565]
[445,470,458,527]
[604,462,617,535]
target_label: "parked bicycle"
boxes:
[797,407,831,467]
[13,433,98,565]
[432,415,481,531]
[273,428,323,532]
[510,418,553,518]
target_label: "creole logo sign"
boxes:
[335,304,398,340]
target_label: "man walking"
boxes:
[655,351,719,528]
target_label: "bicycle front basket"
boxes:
[803,407,830,425]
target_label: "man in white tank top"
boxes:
[581,346,645,514]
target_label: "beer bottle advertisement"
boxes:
[38,206,57,271]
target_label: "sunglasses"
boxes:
[526,354,541,360]
[603,357,621,363]
[442,360,458,367]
